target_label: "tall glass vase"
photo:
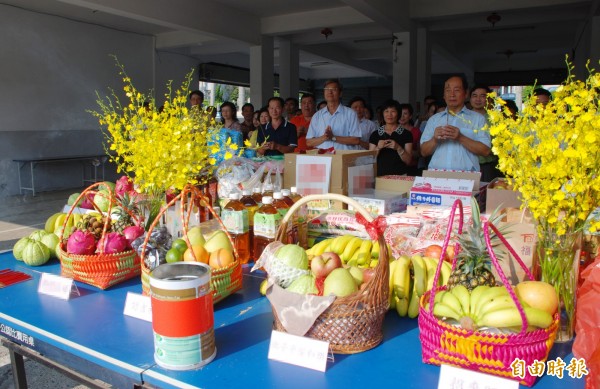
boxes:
[533,229,582,343]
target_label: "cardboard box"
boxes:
[283,150,376,196]
[485,177,522,213]
[409,176,474,207]
[349,190,408,216]
[375,175,415,194]
[422,170,481,191]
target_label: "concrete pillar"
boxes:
[415,27,431,114]
[392,27,417,106]
[250,35,274,107]
[279,38,300,100]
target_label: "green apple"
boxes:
[203,230,233,255]
[186,226,206,246]
[348,266,364,286]
[323,268,358,297]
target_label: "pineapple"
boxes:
[447,197,510,291]
[112,192,140,233]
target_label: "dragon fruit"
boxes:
[67,230,97,255]
[97,232,128,254]
[123,225,145,247]
[79,193,95,210]
[115,176,135,198]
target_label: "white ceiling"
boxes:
[5,0,599,84]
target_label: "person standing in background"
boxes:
[239,103,255,141]
[284,97,299,119]
[290,93,316,152]
[348,96,377,150]
[257,97,297,156]
[399,103,422,176]
[189,90,204,108]
[420,75,490,172]
[470,85,501,182]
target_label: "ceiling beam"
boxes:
[411,0,586,19]
[260,6,370,35]
[341,0,411,32]
[285,24,391,46]
[57,0,261,44]
[301,44,389,77]
[155,31,217,49]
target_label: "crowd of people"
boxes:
[190,75,549,183]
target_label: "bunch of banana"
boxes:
[306,234,389,269]
[389,254,453,318]
[44,212,83,235]
[429,285,555,331]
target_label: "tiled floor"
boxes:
[0,188,90,389]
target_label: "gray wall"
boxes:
[0,5,154,197]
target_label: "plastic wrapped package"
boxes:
[573,255,600,389]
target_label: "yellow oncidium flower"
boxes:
[485,57,600,237]
[89,56,226,193]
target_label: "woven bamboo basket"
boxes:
[140,184,242,303]
[57,182,141,290]
[269,193,389,354]
[418,199,558,387]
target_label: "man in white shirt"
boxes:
[306,79,361,150]
[348,96,378,150]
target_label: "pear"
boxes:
[187,226,206,246]
[203,230,234,255]
[323,268,358,297]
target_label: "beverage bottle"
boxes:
[289,186,302,203]
[262,184,274,198]
[252,186,263,206]
[253,196,281,260]
[240,189,258,262]
[197,183,211,223]
[274,168,282,192]
[221,193,250,264]
[272,192,290,218]
[280,189,295,207]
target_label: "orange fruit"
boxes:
[208,248,235,269]
[183,245,209,264]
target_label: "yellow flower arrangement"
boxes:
[90,57,225,193]
[486,58,600,341]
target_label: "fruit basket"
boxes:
[267,193,389,354]
[418,199,559,387]
[140,184,242,304]
[57,183,141,290]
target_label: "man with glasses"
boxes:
[420,75,490,172]
[306,79,361,150]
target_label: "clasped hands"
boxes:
[434,125,460,141]
[377,139,399,151]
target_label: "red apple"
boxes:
[362,268,376,284]
[311,252,342,278]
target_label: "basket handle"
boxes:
[427,198,464,314]
[280,193,375,224]
[60,182,115,253]
[484,220,533,335]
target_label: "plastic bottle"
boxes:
[289,186,302,203]
[272,192,290,218]
[221,193,250,264]
[197,183,212,222]
[280,189,295,207]
[252,187,263,206]
[274,168,282,192]
[262,184,274,198]
[240,189,258,262]
[253,196,281,260]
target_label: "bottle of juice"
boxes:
[253,196,281,260]
[262,184,274,198]
[240,189,258,262]
[221,193,250,264]
[280,189,295,207]
[272,192,290,218]
[197,183,211,222]
[290,186,302,203]
[252,187,263,206]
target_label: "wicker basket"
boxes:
[269,193,389,354]
[140,184,242,304]
[418,199,558,387]
[57,183,141,290]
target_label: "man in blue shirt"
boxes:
[256,97,297,156]
[306,79,361,150]
[420,75,490,172]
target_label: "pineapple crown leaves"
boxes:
[455,197,514,264]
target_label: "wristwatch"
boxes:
[332,136,337,143]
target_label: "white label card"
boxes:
[438,364,519,389]
[123,292,152,322]
[268,330,329,372]
[38,273,79,300]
